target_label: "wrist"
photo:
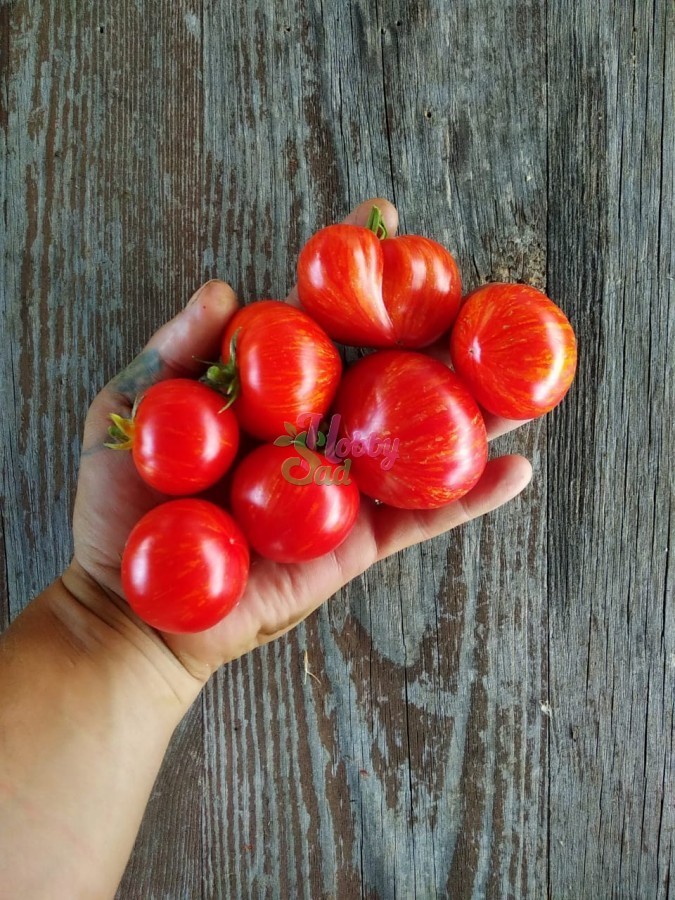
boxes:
[0,568,204,898]
[53,561,206,721]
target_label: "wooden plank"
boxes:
[199,0,549,897]
[1,1,211,896]
[1,0,672,897]
[546,0,674,897]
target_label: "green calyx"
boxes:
[105,414,135,449]
[366,204,388,240]
[201,330,241,409]
[104,394,142,450]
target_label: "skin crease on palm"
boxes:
[65,198,532,690]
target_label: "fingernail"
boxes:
[187,279,224,307]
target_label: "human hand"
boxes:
[66,198,532,694]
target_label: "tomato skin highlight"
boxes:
[131,379,239,495]
[230,443,360,563]
[332,351,488,510]
[121,499,249,634]
[297,224,462,349]
[449,283,578,419]
[221,300,342,441]
[380,235,462,347]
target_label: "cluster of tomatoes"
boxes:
[111,207,577,634]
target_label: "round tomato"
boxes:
[206,300,342,442]
[449,283,577,419]
[230,443,360,563]
[107,379,239,495]
[297,207,461,348]
[332,351,487,509]
[121,499,249,634]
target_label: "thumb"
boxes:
[107,279,239,403]
[83,280,239,451]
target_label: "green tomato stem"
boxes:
[104,413,135,450]
[366,205,388,240]
[201,330,242,405]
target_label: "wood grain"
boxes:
[1,0,672,898]
[547,1,674,896]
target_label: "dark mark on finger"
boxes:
[80,445,106,458]
[107,349,164,402]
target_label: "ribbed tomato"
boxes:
[332,351,487,509]
[107,379,239,495]
[297,208,461,348]
[121,499,249,634]
[207,300,342,442]
[380,235,462,347]
[449,283,577,419]
[230,443,360,563]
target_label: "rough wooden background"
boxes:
[1,0,673,897]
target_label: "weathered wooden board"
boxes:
[0,0,672,898]
[547,1,674,896]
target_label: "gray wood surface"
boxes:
[1,0,672,897]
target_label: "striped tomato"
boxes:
[206,300,342,442]
[297,207,461,348]
[449,283,577,419]
[332,351,488,510]
[121,499,249,634]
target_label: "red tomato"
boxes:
[296,214,461,348]
[298,225,391,347]
[332,351,487,509]
[230,443,360,563]
[449,283,577,419]
[121,499,249,633]
[197,431,261,508]
[381,235,462,347]
[108,379,239,495]
[209,300,342,442]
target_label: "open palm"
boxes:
[71,199,532,680]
